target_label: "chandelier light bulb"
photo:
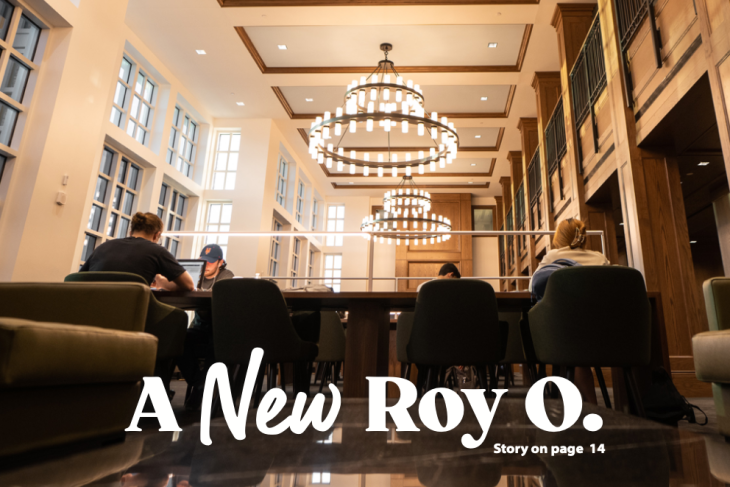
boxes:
[326,157,333,168]
[364,166,370,176]
[392,166,398,177]
[358,90,365,106]
[418,122,424,136]
[323,126,330,139]
[378,153,384,163]
[370,88,377,100]
[430,160,436,172]
[402,120,408,133]
[372,74,378,84]
[350,120,356,133]
[431,126,437,139]
[367,119,373,132]
[318,153,324,164]
[338,160,344,172]
[406,166,412,176]
[350,163,356,174]
[378,166,384,177]
[419,164,424,174]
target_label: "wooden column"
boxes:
[552,4,598,228]
[499,177,514,291]
[532,72,563,247]
[518,118,540,273]
[495,196,505,290]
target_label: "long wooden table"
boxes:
[154,291,669,406]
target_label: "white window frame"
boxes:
[269,218,283,277]
[311,472,331,484]
[323,254,342,293]
[295,180,305,224]
[308,248,315,285]
[326,204,345,246]
[203,202,232,258]
[276,156,288,206]
[81,146,142,265]
[291,237,302,287]
[167,105,198,178]
[210,132,240,190]
[111,54,157,146]
[158,184,188,258]
[311,199,319,231]
[0,2,45,158]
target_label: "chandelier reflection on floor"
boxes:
[307,43,460,177]
[360,176,452,245]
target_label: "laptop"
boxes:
[178,259,206,290]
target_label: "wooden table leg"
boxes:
[343,299,390,398]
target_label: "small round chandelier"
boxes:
[307,43,460,177]
[361,177,452,245]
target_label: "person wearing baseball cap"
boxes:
[178,243,234,409]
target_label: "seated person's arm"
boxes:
[153,271,195,291]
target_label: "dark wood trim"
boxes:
[472,205,497,231]
[222,0,539,5]
[237,25,533,74]
[332,182,489,189]
[279,85,518,120]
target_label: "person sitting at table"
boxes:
[417,262,461,291]
[529,217,609,405]
[179,243,234,410]
[80,212,194,291]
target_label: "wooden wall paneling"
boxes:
[495,196,505,290]
[532,72,563,236]
[394,194,472,291]
[499,178,515,290]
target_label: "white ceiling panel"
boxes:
[245,24,526,67]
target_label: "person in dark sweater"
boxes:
[178,244,234,409]
[80,212,194,291]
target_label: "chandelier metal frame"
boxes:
[307,43,460,176]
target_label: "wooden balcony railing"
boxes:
[570,16,607,129]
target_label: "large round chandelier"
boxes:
[361,177,452,245]
[307,43,460,176]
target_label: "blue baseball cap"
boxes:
[199,244,224,263]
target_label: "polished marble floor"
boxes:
[1,386,729,487]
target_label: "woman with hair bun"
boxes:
[80,212,194,291]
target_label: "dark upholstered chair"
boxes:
[396,312,415,379]
[694,277,730,437]
[407,279,507,393]
[64,272,188,394]
[212,279,318,406]
[527,266,651,415]
[0,282,157,457]
[313,311,346,392]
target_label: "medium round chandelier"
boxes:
[361,177,452,245]
[307,43,460,176]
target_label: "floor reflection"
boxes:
[1,398,728,486]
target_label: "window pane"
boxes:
[117,160,128,183]
[0,102,18,146]
[130,96,140,118]
[106,213,118,236]
[322,473,331,484]
[169,239,179,258]
[225,173,236,190]
[135,73,144,94]
[112,187,123,210]
[218,133,230,151]
[128,165,140,190]
[156,208,163,218]
[94,177,108,202]
[100,149,114,175]
[110,107,122,126]
[13,16,41,61]
[328,206,337,219]
[119,57,132,83]
[230,133,241,151]
[0,1,14,41]
[473,208,493,231]
[170,191,178,212]
[88,204,103,231]
[337,206,345,219]
[334,255,342,268]
[0,154,6,185]
[139,103,150,127]
[123,191,135,215]
[190,121,198,141]
[159,184,168,206]
[126,119,136,137]
[81,234,97,262]
[135,127,146,145]
[174,217,182,231]
[168,128,177,148]
[228,153,239,171]
[167,214,174,231]
[1,57,30,102]
[312,473,321,484]
[173,106,180,126]
[114,82,127,107]
[177,195,186,216]
[117,217,130,238]
[208,204,221,224]
[221,204,232,224]
[212,173,225,190]
[215,153,228,170]
[144,80,154,103]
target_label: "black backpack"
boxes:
[642,367,707,426]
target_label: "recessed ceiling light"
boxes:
[619,222,624,226]
[488,42,498,48]
[480,96,488,101]
[349,182,354,184]
[305,98,314,102]
[698,161,710,166]
[278,45,287,50]
[690,240,697,244]
[687,172,694,176]
[468,181,474,184]
[196,50,206,55]
[471,163,477,166]
[475,135,481,138]
[236,102,245,106]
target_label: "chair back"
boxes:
[703,277,730,332]
[64,271,149,285]
[528,266,651,366]
[0,282,149,332]
[407,279,503,366]
[211,278,317,363]
[396,312,415,363]
[315,312,346,362]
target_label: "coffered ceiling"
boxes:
[125,0,587,197]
